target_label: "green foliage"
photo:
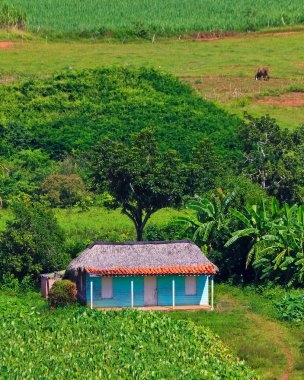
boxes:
[226,198,304,287]
[239,115,304,203]
[49,279,77,308]
[0,202,70,281]
[0,67,240,161]
[174,190,235,254]
[41,174,87,208]
[143,223,184,241]
[0,3,26,29]
[275,293,304,324]
[2,0,304,36]
[0,149,56,204]
[0,293,256,379]
[89,129,186,240]
[0,273,34,293]
[186,139,224,195]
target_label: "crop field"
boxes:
[0,292,256,379]
[2,0,304,35]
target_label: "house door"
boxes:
[144,276,157,306]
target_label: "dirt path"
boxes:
[248,313,294,380]
[217,295,295,380]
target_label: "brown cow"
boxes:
[255,67,269,81]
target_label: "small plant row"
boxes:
[0,293,257,379]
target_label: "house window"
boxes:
[102,277,113,299]
[185,276,196,296]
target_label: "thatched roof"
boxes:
[67,240,217,276]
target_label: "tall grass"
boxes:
[2,0,304,36]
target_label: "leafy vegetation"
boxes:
[3,0,304,37]
[226,199,304,286]
[174,190,235,254]
[41,174,88,208]
[89,129,186,240]
[49,279,77,308]
[176,193,303,286]
[0,292,256,379]
[0,67,240,161]
[275,293,304,324]
[238,115,304,203]
[0,202,69,281]
[172,284,304,380]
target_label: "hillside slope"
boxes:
[0,67,241,160]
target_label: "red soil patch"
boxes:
[0,41,14,48]
[256,92,304,107]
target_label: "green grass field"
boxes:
[0,206,184,247]
[3,0,304,35]
[1,31,303,129]
[172,285,304,380]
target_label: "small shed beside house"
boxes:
[66,240,217,309]
[41,271,65,298]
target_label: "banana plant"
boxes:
[225,198,279,267]
[174,190,235,254]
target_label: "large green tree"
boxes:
[239,115,304,203]
[0,202,69,281]
[89,129,185,241]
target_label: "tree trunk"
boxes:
[122,204,157,241]
[136,225,144,241]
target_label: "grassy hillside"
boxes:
[3,0,304,36]
[0,32,303,129]
[0,292,256,379]
[0,67,241,160]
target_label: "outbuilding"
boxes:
[66,240,217,309]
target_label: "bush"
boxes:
[0,273,34,293]
[0,201,70,281]
[275,293,304,324]
[41,174,87,208]
[49,280,77,308]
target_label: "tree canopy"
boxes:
[0,202,69,281]
[89,129,186,240]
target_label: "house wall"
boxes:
[157,276,208,306]
[84,274,209,308]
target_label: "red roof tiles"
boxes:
[85,264,216,276]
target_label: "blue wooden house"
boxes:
[66,240,217,309]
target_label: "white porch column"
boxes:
[131,280,134,308]
[211,276,214,311]
[172,279,175,308]
[90,280,93,310]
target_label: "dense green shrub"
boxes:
[0,149,56,204]
[0,202,70,281]
[144,224,184,241]
[49,280,77,308]
[41,173,87,207]
[0,67,241,161]
[0,273,34,293]
[275,293,304,324]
